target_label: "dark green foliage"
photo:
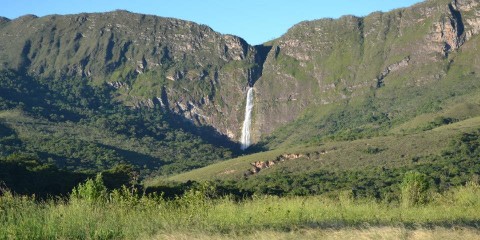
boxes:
[0,153,137,198]
[99,164,136,191]
[421,116,459,131]
[450,129,480,158]
[0,70,98,121]
[0,153,87,198]
[0,69,233,177]
[0,68,235,200]
[0,122,22,156]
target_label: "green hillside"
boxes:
[166,114,480,183]
[252,0,480,144]
[259,49,480,149]
[0,11,261,142]
[159,116,480,199]
[0,69,234,179]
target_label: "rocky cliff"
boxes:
[0,10,259,141]
[251,0,480,142]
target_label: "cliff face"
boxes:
[0,11,258,140]
[251,0,480,141]
[1,0,480,145]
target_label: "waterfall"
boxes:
[240,87,254,150]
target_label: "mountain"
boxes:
[1,0,480,185]
[253,0,480,145]
[0,10,265,141]
[0,12,256,176]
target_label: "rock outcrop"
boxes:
[244,153,306,177]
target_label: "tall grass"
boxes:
[1,182,480,239]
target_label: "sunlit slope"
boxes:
[257,31,480,149]
[160,113,480,183]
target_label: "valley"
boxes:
[1,0,480,238]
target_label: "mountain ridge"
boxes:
[251,0,480,145]
[0,9,260,141]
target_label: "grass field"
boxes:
[1,181,479,239]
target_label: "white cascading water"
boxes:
[240,87,254,150]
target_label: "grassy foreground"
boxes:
[1,180,480,239]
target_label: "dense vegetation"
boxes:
[1,173,479,239]
[0,69,235,179]
[157,129,480,201]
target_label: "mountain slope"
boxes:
[166,115,480,182]
[0,69,233,176]
[252,0,480,146]
[0,11,261,177]
[2,1,480,147]
[0,10,261,141]
[155,0,480,194]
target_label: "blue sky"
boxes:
[1,0,424,45]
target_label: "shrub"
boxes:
[400,171,429,207]
[71,173,107,204]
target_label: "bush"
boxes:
[400,171,429,207]
[71,173,107,204]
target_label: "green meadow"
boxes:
[1,175,480,239]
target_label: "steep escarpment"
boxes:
[251,0,480,143]
[0,10,257,140]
